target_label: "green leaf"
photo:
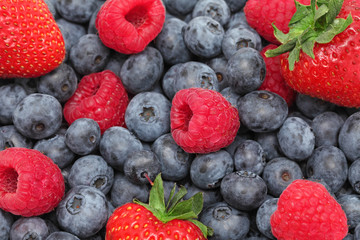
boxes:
[273,24,289,44]
[148,174,166,213]
[316,14,353,43]
[167,185,187,212]
[166,183,177,210]
[264,38,297,58]
[288,41,302,71]
[314,4,329,23]
[188,219,214,238]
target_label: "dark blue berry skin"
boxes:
[87,4,102,35]
[311,111,344,147]
[192,0,231,26]
[163,0,198,17]
[226,47,266,95]
[34,133,76,169]
[46,231,80,240]
[306,146,348,193]
[37,63,78,103]
[120,47,164,94]
[69,34,110,76]
[183,181,223,209]
[348,160,360,194]
[237,90,288,133]
[104,52,128,78]
[10,217,55,240]
[162,63,183,100]
[68,155,114,195]
[123,150,161,185]
[220,87,240,108]
[208,57,230,91]
[354,224,360,240]
[234,140,266,175]
[55,0,98,23]
[44,0,58,19]
[295,93,335,119]
[277,116,315,162]
[255,131,283,161]
[110,172,149,207]
[226,11,251,30]
[0,209,13,240]
[182,16,225,58]
[0,83,27,125]
[13,93,63,140]
[0,125,33,149]
[190,150,234,190]
[256,198,278,239]
[125,92,171,142]
[262,157,303,197]
[220,171,267,211]
[200,201,250,240]
[14,77,39,95]
[224,0,247,12]
[339,111,360,162]
[56,186,109,238]
[99,126,143,171]
[65,118,101,156]
[151,133,192,181]
[155,18,193,66]
[337,194,360,229]
[222,27,262,59]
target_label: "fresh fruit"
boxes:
[63,70,129,134]
[0,147,65,217]
[0,0,65,78]
[244,0,311,44]
[95,0,166,54]
[270,179,348,240]
[266,0,360,108]
[170,87,240,154]
[105,174,212,240]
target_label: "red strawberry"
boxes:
[266,0,360,108]
[63,70,129,134]
[95,0,166,54]
[271,179,348,240]
[0,0,65,78]
[259,44,296,106]
[244,0,311,44]
[106,174,212,240]
[170,88,240,154]
[0,147,65,217]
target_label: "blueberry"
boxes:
[183,16,225,58]
[123,150,161,185]
[110,172,149,207]
[226,10,251,30]
[69,34,110,75]
[125,92,171,142]
[224,133,253,157]
[348,160,360,194]
[65,118,101,155]
[13,93,63,140]
[262,157,303,197]
[183,181,223,209]
[162,63,183,100]
[220,87,240,107]
[295,93,335,119]
[306,146,348,193]
[208,57,230,91]
[44,0,58,19]
[254,131,283,161]
[56,186,109,238]
[13,77,38,95]
[355,224,360,240]
[99,126,143,171]
[192,0,231,26]
[234,139,266,175]
[190,150,234,190]
[0,83,27,125]
[151,133,192,181]
[37,63,78,103]
[46,231,80,240]
[120,46,164,94]
[55,0,98,23]
[104,52,128,78]
[224,0,247,12]
[277,116,315,161]
[163,0,198,17]
[220,171,267,211]
[10,217,54,240]
[226,47,266,95]
[87,4,102,34]
[155,18,193,65]
[0,125,33,149]
[222,27,262,59]
[337,194,360,229]
[338,111,360,162]
[68,155,114,195]
[237,90,288,132]
[34,133,76,169]
[200,202,250,240]
[0,209,13,240]
[255,198,278,239]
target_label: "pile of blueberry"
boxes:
[1,0,360,239]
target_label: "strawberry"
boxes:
[0,0,65,78]
[244,0,311,44]
[106,174,212,240]
[266,0,360,108]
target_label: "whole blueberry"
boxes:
[237,90,288,132]
[220,171,267,211]
[295,93,335,119]
[226,47,266,95]
[348,160,360,194]
[13,93,63,139]
[55,0,98,23]
[220,87,240,108]
[0,125,33,149]
[192,0,231,26]
[0,83,27,125]
[337,194,360,229]
[256,198,278,239]
[125,92,171,142]
[104,52,128,78]
[190,150,234,190]
[0,209,13,240]
[46,231,80,240]
[208,57,230,91]
[162,63,183,100]
[10,217,54,240]
[56,185,109,238]
[255,131,283,161]
[200,202,250,240]
[311,111,344,147]
[234,139,266,175]
[339,111,360,162]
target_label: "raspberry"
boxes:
[95,0,166,54]
[270,179,348,240]
[0,148,64,217]
[170,88,240,154]
[63,70,129,134]
[259,44,296,106]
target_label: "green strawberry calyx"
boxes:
[265,0,353,71]
[133,173,213,238]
